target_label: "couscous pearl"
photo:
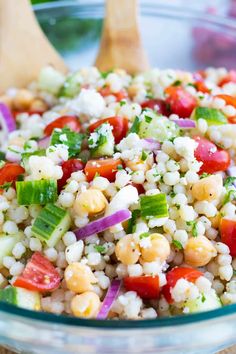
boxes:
[59,192,74,208]
[163,172,180,186]
[3,256,16,269]
[219,265,233,281]
[92,177,110,191]
[65,180,79,193]
[44,248,58,262]
[3,220,18,234]
[63,232,77,246]
[9,261,24,276]
[127,264,143,277]
[29,237,42,252]
[12,242,26,259]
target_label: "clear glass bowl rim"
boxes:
[1,0,236,329]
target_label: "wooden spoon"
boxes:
[0,0,67,94]
[95,0,149,74]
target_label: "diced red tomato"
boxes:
[58,159,84,192]
[141,99,169,116]
[44,116,81,136]
[99,87,128,102]
[13,252,60,292]
[218,70,236,87]
[89,116,128,144]
[194,136,230,174]
[124,276,160,299]
[228,116,236,124]
[165,86,197,118]
[194,80,210,94]
[0,163,25,189]
[131,183,145,195]
[162,267,203,303]
[220,219,236,257]
[214,94,236,109]
[85,158,123,182]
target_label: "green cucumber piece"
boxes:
[184,289,221,313]
[16,180,57,205]
[193,107,227,125]
[50,127,84,158]
[32,203,71,247]
[139,113,179,142]
[58,72,82,98]
[88,123,114,157]
[140,193,169,219]
[0,286,41,311]
[21,149,46,173]
[0,233,23,268]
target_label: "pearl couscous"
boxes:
[0,65,236,319]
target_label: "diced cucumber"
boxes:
[88,123,115,157]
[0,233,23,268]
[0,286,41,311]
[50,127,84,158]
[32,203,71,247]
[140,193,169,218]
[139,112,179,142]
[38,66,65,95]
[58,72,82,98]
[21,149,46,173]
[16,180,58,205]
[192,107,227,126]
[184,289,222,313]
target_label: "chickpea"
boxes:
[13,89,34,111]
[29,98,48,112]
[74,189,107,216]
[71,291,101,318]
[64,262,97,293]
[141,233,171,262]
[115,234,140,265]
[209,213,221,229]
[184,235,217,267]
[191,175,223,202]
[126,159,150,172]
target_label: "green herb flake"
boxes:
[119,100,126,107]
[201,294,206,303]
[117,164,124,171]
[170,191,176,198]
[144,115,152,124]
[223,189,236,205]
[139,232,150,239]
[23,141,31,150]
[127,209,141,233]
[172,80,182,87]
[186,220,198,237]
[51,127,84,158]
[0,182,12,191]
[94,245,106,254]
[100,70,113,79]
[200,172,212,179]
[141,150,148,161]
[224,177,236,188]
[8,147,21,154]
[172,239,183,250]
[129,116,141,134]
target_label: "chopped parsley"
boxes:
[141,150,148,161]
[100,70,113,79]
[117,164,124,171]
[8,147,21,154]
[51,127,84,158]
[94,245,106,254]
[144,115,152,124]
[0,182,12,191]
[200,172,212,179]
[186,220,198,237]
[172,80,182,87]
[129,116,141,134]
[170,191,176,198]
[172,239,183,250]
[224,177,236,188]
[23,141,32,150]
[127,209,141,233]
[223,189,236,205]
[119,100,126,106]
[139,232,150,239]
[187,83,197,89]
[201,294,206,303]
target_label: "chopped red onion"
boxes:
[0,103,16,133]
[97,279,121,319]
[172,119,196,129]
[141,138,161,151]
[38,136,50,149]
[74,209,131,240]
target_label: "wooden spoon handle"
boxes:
[0,0,67,93]
[95,0,149,74]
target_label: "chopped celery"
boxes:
[50,127,84,158]
[32,204,71,247]
[140,193,168,218]
[16,180,57,205]
[193,107,227,125]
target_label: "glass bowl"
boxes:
[1,1,236,353]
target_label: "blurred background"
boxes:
[31,0,236,71]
